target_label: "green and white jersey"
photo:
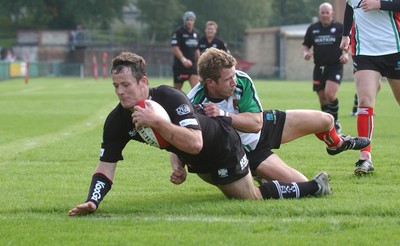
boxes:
[188,70,263,151]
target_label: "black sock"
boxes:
[321,104,330,114]
[352,94,358,113]
[259,180,319,199]
[328,98,339,121]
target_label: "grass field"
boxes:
[1,77,399,245]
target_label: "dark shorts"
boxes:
[312,63,343,91]
[352,53,400,79]
[246,110,286,172]
[173,63,198,83]
[186,117,249,185]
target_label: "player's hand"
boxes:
[303,50,313,61]
[68,201,97,217]
[361,0,381,11]
[170,165,187,185]
[202,103,220,117]
[339,53,349,64]
[182,59,193,68]
[340,36,350,52]
[132,101,158,129]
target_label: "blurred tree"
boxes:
[0,0,128,29]
[136,0,184,43]
[269,0,325,26]
[182,0,270,50]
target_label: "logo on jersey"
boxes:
[330,27,336,33]
[185,39,199,47]
[396,61,400,70]
[218,168,228,178]
[179,118,198,127]
[176,104,191,115]
[233,99,238,110]
[240,154,248,170]
[128,129,137,137]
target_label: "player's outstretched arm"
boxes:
[68,161,116,217]
[68,201,97,216]
[170,153,187,185]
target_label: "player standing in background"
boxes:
[198,21,229,54]
[171,11,200,90]
[302,2,349,133]
[340,0,400,175]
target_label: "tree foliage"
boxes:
[0,0,128,29]
[136,0,271,47]
[268,0,326,26]
[136,0,184,43]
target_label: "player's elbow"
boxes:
[185,132,203,154]
[253,121,263,132]
[188,138,203,154]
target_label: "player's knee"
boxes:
[317,111,334,130]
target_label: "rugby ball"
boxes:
[135,100,171,149]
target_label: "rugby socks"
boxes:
[259,180,319,199]
[315,125,341,148]
[357,106,374,153]
[321,104,330,114]
[328,98,339,121]
[352,94,358,114]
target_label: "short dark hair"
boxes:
[111,51,147,83]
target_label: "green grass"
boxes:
[1,77,400,245]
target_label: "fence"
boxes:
[0,62,84,81]
[0,61,174,81]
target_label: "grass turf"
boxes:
[0,77,399,245]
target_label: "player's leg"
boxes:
[354,69,379,174]
[217,171,263,199]
[217,171,331,200]
[351,93,358,116]
[387,78,400,106]
[281,109,334,143]
[282,110,370,154]
[188,74,199,88]
[325,79,341,133]
[254,153,308,182]
[173,69,186,90]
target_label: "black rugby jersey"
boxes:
[198,36,228,53]
[100,85,243,168]
[171,26,199,67]
[303,21,344,66]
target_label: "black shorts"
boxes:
[173,63,198,83]
[312,63,343,91]
[186,117,249,185]
[246,110,286,172]
[352,53,400,79]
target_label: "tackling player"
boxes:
[188,48,370,183]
